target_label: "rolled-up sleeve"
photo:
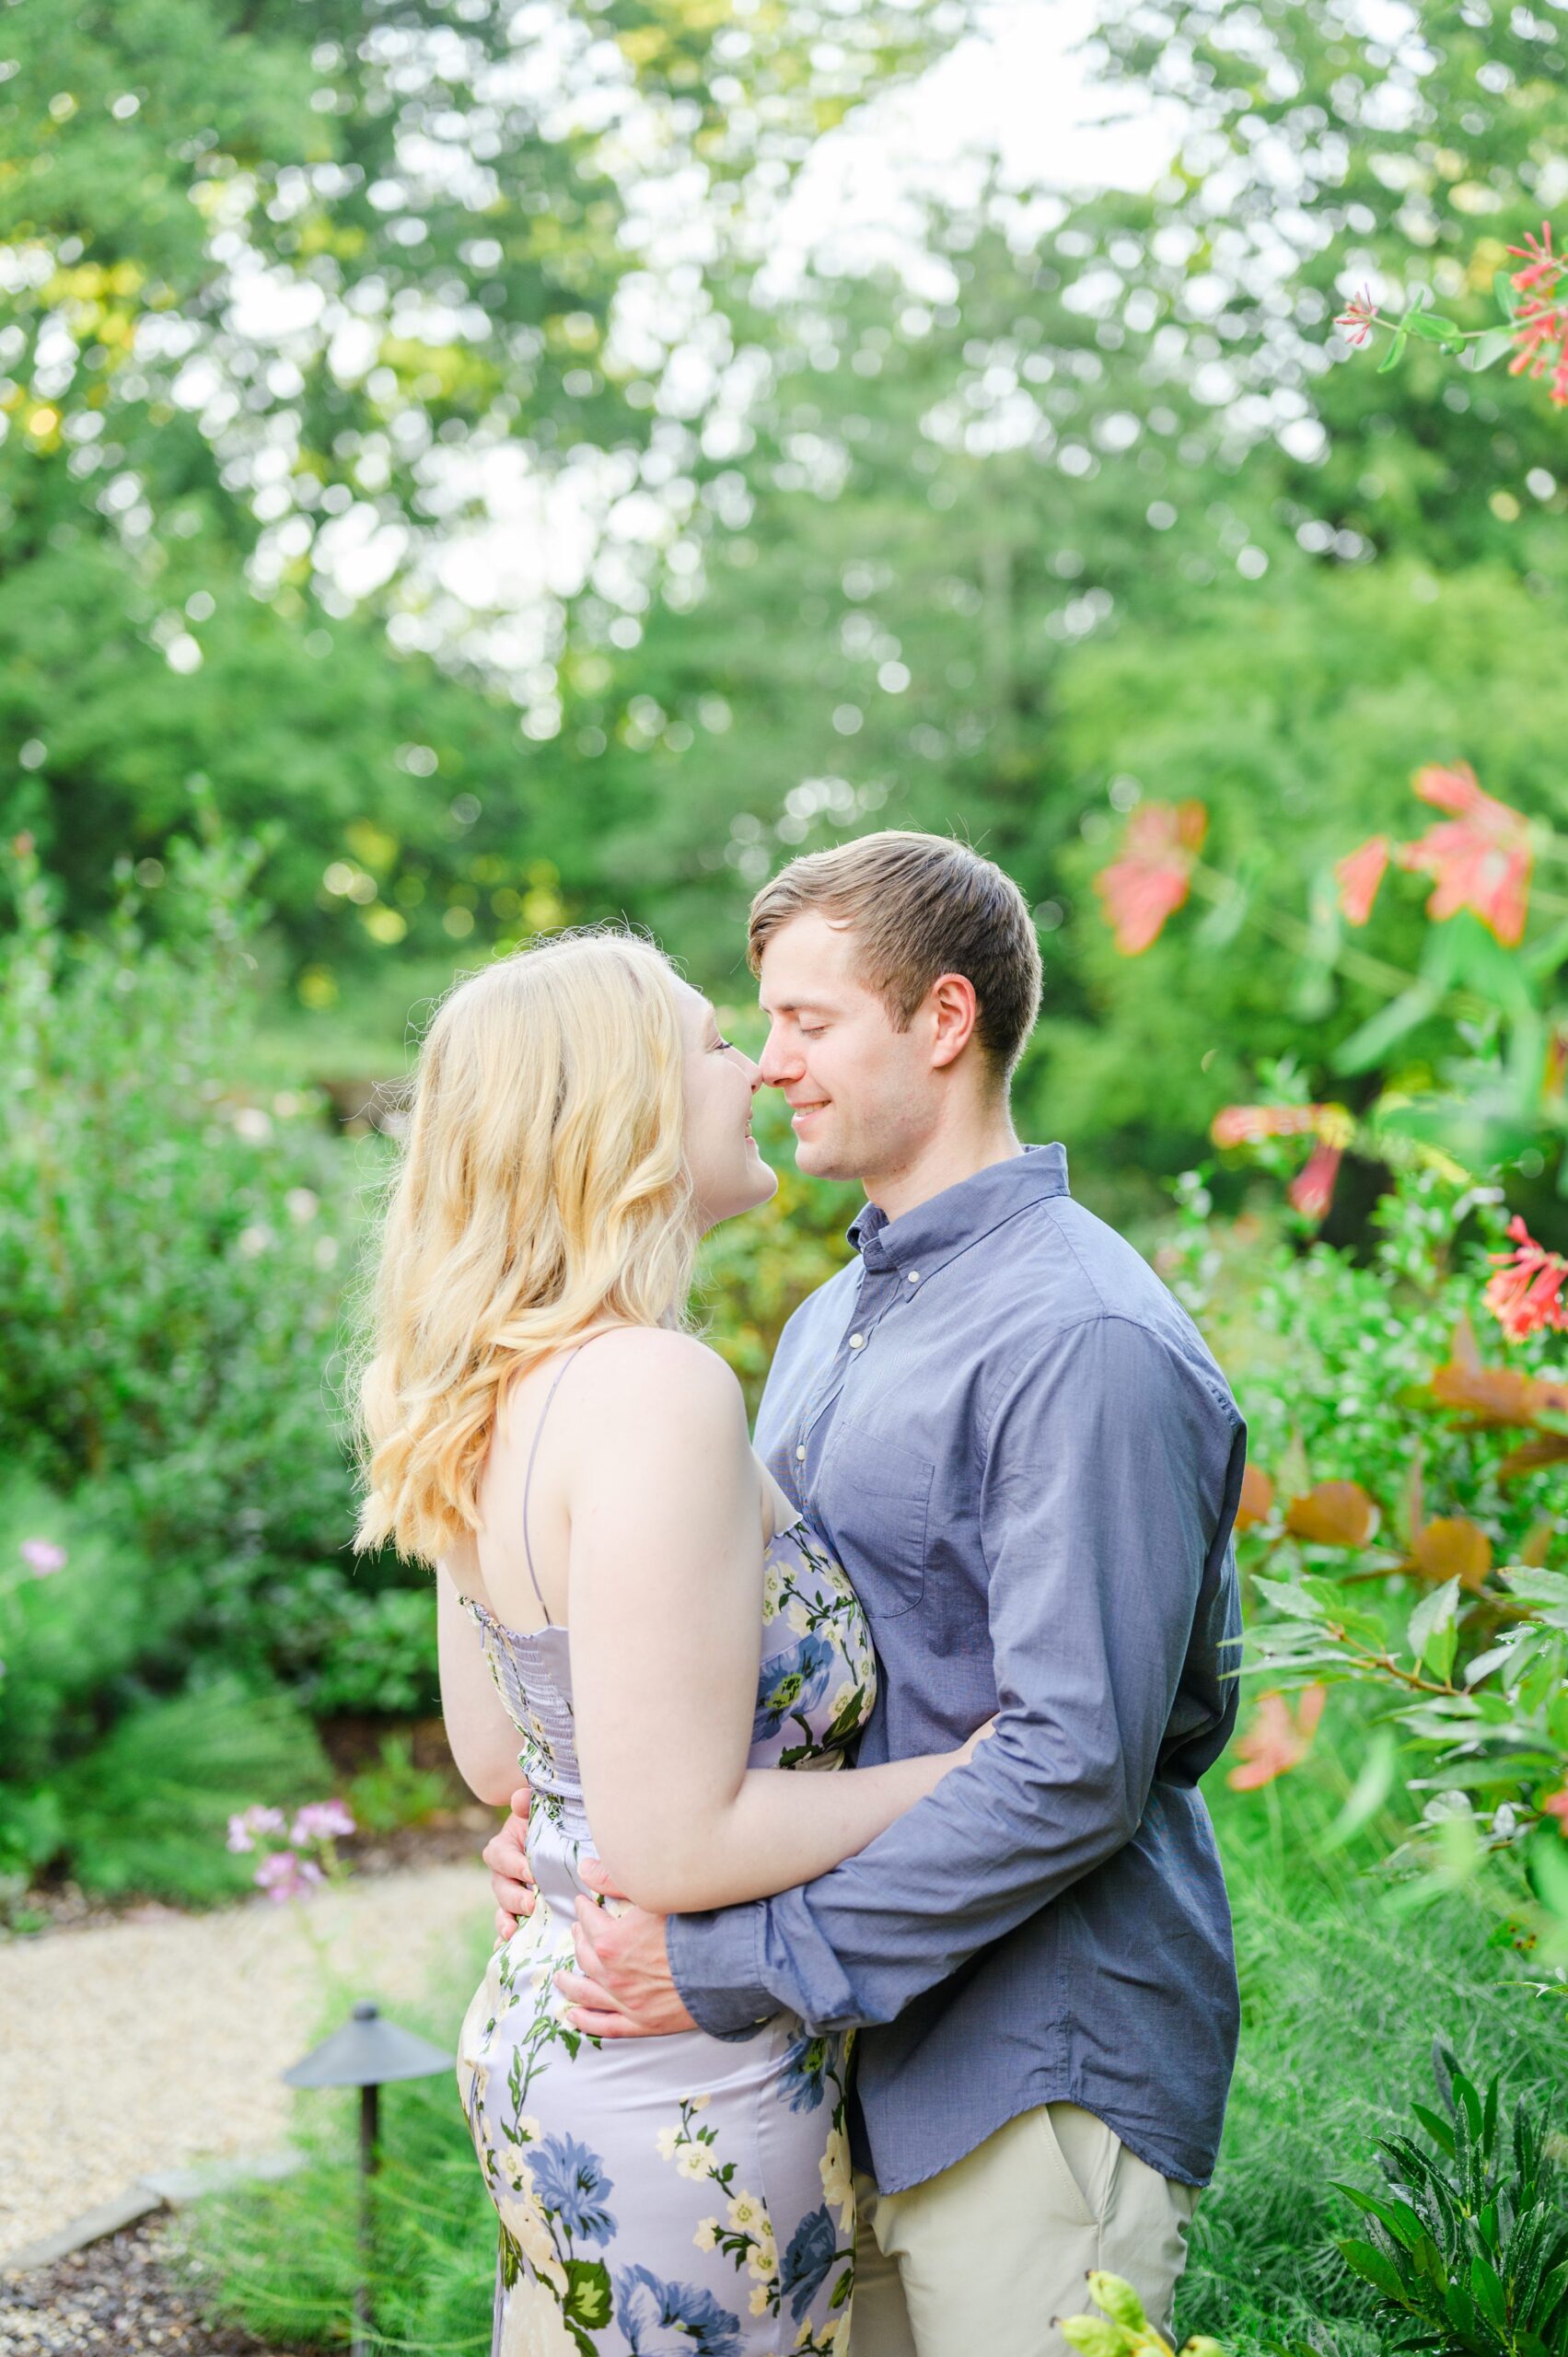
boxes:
[668,1314,1242,2038]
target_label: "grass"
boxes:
[178,1710,1565,2354]
[1175,1713,1562,2357]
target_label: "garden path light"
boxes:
[282,1999,451,2357]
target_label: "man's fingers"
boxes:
[488,1875,534,1915]
[570,2008,641,2039]
[577,1855,632,1903]
[552,1967,623,2014]
[571,1911,610,1984]
[494,1908,517,1943]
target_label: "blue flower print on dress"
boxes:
[778,2032,830,2114]
[753,1633,836,1742]
[528,2133,617,2246]
[614,2263,743,2357]
[777,2207,838,2322]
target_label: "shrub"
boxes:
[51,1676,331,1905]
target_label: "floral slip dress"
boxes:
[456,1346,877,2357]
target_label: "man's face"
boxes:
[756,911,935,1187]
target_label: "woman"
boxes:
[354,929,984,2357]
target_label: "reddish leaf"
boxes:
[1235,1464,1275,1532]
[1522,1521,1557,1567]
[1410,1517,1493,1592]
[1498,1437,1568,1480]
[1285,1480,1378,1548]
[1430,1361,1546,1427]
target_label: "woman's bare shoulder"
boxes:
[573,1328,745,1422]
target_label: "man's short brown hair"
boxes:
[747,830,1042,1082]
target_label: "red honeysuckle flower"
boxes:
[1334,835,1391,927]
[1211,1104,1323,1149]
[1335,286,1378,347]
[1484,1215,1568,1341]
[1288,1140,1343,1225]
[1541,1787,1568,1834]
[1398,763,1532,946]
[1507,289,1568,405]
[1093,799,1207,956]
[1507,223,1562,295]
[1227,1685,1327,1792]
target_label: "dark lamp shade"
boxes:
[283,1999,453,2091]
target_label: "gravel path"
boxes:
[0,1861,491,2265]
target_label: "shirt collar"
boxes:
[846,1143,1071,1280]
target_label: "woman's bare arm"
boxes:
[564,1330,978,1917]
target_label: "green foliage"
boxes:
[50,1675,330,1905]
[0,1479,170,1789]
[0,831,389,1689]
[1172,1166,1568,1922]
[1333,2049,1568,2357]
[343,1732,453,1838]
[1177,1753,1565,2357]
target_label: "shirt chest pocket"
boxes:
[819,1419,934,1621]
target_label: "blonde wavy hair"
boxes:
[353,927,696,1565]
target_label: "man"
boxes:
[485,830,1244,2356]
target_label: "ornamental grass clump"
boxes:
[1332,2044,1568,2357]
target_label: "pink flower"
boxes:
[1335,287,1378,347]
[1287,1141,1342,1225]
[20,1538,67,1576]
[1507,223,1562,296]
[255,1851,326,1903]
[1399,763,1532,946]
[1483,1216,1568,1341]
[1334,836,1390,927]
[289,1799,355,1847]
[1093,801,1208,956]
[1227,1686,1327,1792]
[226,1804,287,1854]
[1541,1786,1568,1834]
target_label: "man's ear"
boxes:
[928,972,979,1069]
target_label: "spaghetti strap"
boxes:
[519,1342,590,1626]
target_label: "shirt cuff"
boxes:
[668,1899,775,2040]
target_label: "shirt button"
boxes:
[849,1332,865,1349]
[796,1445,806,1460]
[907,1271,921,1284]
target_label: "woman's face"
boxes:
[675,979,776,1232]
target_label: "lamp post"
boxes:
[283,1998,452,2357]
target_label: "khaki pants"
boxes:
[849,2103,1200,2357]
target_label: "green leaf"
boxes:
[562,2260,613,2332]
[1464,325,1519,372]
[1411,2104,1458,2159]
[1333,981,1440,1074]
[1253,1574,1331,1622]
[1470,2254,1507,2328]
[1409,311,1463,342]
[1322,1728,1399,1852]
[1377,325,1411,375]
[1338,2235,1409,2302]
[1496,267,1521,319]
[1409,1576,1461,1675]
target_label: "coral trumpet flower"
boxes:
[1227,1687,1327,1791]
[1399,764,1532,946]
[1094,801,1207,956]
[1484,1217,1568,1341]
[1334,836,1390,927]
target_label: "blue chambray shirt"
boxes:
[668,1144,1244,2195]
